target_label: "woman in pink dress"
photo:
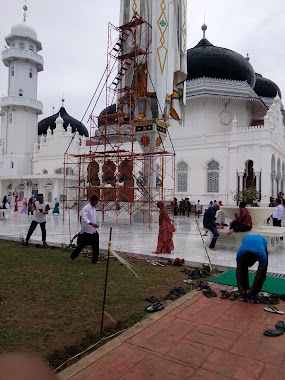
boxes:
[20,196,27,214]
[153,201,174,254]
[14,196,18,212]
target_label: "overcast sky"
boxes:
[0,0,284,127]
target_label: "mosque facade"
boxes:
[0,14,284,208]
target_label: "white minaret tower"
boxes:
[0,3,44,176]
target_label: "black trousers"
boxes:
[70,232,99,263]
[26,220,46,242]
[273,218,283,240]
[230,220,251,233]
[240,250,268,293]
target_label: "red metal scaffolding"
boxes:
[63,14,175,224]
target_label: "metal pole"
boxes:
[100,227,112,338]
[195,220,213,274]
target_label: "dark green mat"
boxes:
[211,270,285,295]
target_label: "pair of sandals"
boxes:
[220,287,240,301]
[147,260,166,267]
[264,320,285,337]
[197,282,217,298]
[145,301,165,313]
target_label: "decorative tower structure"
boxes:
[0,4,43,176]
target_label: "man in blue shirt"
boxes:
[236,234,268,303]
[203,202,223,251]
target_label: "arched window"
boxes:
[29,45,34,51]
[177,161,188,192]
[18,89,23,97]
[29,69,33,78]
[11,66,14,76]
[207,160,219,193]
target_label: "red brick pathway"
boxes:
[59,285,285,380]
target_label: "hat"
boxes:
[218,201,223,206]
[212,202,219,207]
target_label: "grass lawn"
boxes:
[0,240,195,370]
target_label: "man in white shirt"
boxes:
[24,194,50,247]
[70,195,100,263]
[272,198,284,240]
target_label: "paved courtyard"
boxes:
[59,284,285,380]
[0,209,285,274]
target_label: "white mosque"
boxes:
[0,10,284,208]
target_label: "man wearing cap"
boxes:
[236,234,268,303]
[203,202,224,251]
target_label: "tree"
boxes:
[233,188,261,206]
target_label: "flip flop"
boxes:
[229,292,239,301]
[264,307,284,314]
[220,291,231,299]
[276,320,285,331]
[264,329,284,337]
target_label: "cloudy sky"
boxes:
[0,0,284,126]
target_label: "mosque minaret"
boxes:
[0,4,43,176]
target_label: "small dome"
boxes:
[56,114,64,124]
[254,73,282,99]
[38,107,89,137]
[11,22,37,40]
[98,104,117,126]
[187,38,256,87]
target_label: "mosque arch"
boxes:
[177,159,188,193]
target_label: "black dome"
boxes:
[98,104,117,126]
[254,73,281,99]
[187,38,256,87]
[38,107,89,137]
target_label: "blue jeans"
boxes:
[203,224,219,248]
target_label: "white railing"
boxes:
[1,96,43,113]
[236,125,265,132]
[2,48,44,69]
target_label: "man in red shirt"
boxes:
[227,202,252,236]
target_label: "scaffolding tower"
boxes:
[63,14,175,224]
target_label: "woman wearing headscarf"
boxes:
[153,201,174,254]
[52,197,60,214]
[20,196,27,214]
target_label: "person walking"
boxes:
[14,195,18,212]
[153,201,174,254]
[28,196,34,215]
[24,194,50,247]
[52,197,60,214]
[236,234,268,303]
[70,195,100,264]
[20,196,27,214]
[195,200,202,218]
[186,199,191,217]
[272,198,284,240]
[203,202,223,251]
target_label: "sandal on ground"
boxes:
[177,287,186,294]
[183,279,193,285]
[263,329,284,337]
[220,285,227,292]
[220,291,231,299]
[276,320,285,331]
[279,294,285,302]
[169,288,181,297]
[203,288,217,298]
[145,296,160,303]
[241,293,250,302]
[164,293,177,301]
[229,292,239,301]
[145,301,165,312]
[264,306,284,314]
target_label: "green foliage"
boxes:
[233,188,261,206]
